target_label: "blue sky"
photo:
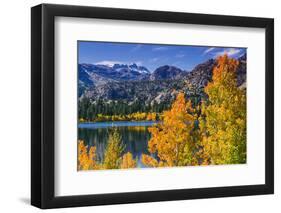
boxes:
[78,41,246,71]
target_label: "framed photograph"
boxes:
[31,4,274,209]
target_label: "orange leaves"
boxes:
[121,152,137,169]
[89,146,97,164]
[200,55,246,165]
[78,131,138,170]
[90,112,160,122]
[205,54,240,105]
[211,54,239,83]
[146,112,157,121]
[78,140,97,170]
[78,138,138,170]
[78,54,246,170]
[143,92,197,167]
[79,92,200,171]
[141,154,159,167]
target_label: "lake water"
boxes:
[78,121,157,167]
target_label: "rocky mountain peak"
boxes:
[150,65,185,81]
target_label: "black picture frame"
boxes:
[31,3,274,209]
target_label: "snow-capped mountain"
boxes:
[112,63,150,74]
[79,63,150,82]
[79,54,247,101]
[78,63,151,96]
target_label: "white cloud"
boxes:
[203,47,216,55]
[152,46,168,51]
[175,54,185,58]
[95,60,123,67]
[95,60,143,67]
[149,57,159,62]
[172,61,181,66]
[214,48,242,57]
[238,52,246,58]
[131,61,143,66]
[130,44,142,52]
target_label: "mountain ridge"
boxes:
[79,54,246,106]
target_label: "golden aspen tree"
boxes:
[199,55,246,165]
[142,92,197,167]
[141,154,160,167]
[102,129,125,169]
[147,112,157,121]
[120,152,137,169]
[78,140,98,170]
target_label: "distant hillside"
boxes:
[78,54,246,114]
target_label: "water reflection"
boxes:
[78,122,154,167]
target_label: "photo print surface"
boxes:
[77,41,247,171]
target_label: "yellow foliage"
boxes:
[127,126,146,131]
[146,112,157,121]
[141,154,160,167]
[79,118,86,123]
[102,129,125,169]
[78,130,140,170]
[78,55,246,170]
[199,54,246,165]
[78,140,98,170]
[121,152,137,169]
[142,92,197,167]
[78,130,139,170]
[80,111,161,122]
